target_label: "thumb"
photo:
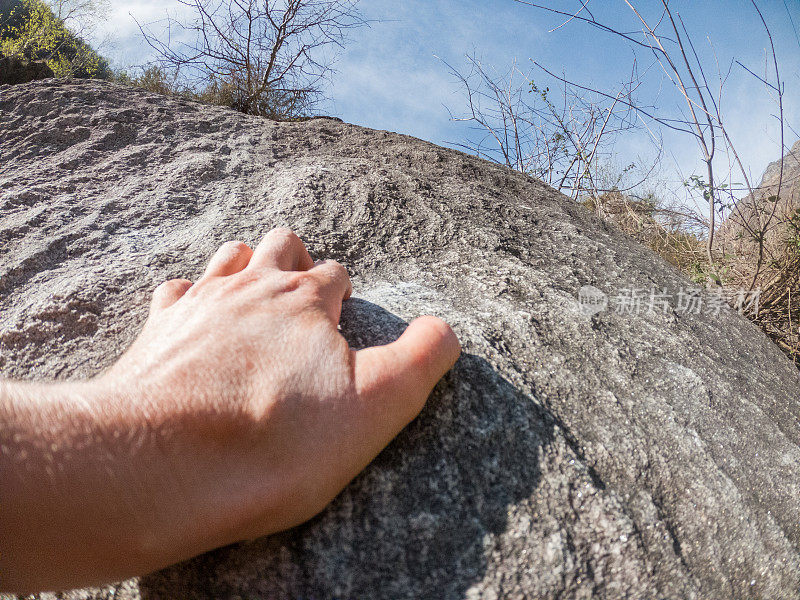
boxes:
[354,316,461,439]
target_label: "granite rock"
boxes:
[2,80,800,599]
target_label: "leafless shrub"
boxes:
[442,54,661,201]
[515,0,789,272]
[136,0,364,118]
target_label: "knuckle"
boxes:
[224,268,261,290]
[157,278,187,293]
[319,259,347,273]
[278,271,312,293]
[291,274,328,306]
[220,240,249,253]
[316,260,350,283]
[266,227,298,243]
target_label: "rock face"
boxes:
[759,139,800,206]
[3,80,800,599]
[0,53,54,85]
[721,139,800,254]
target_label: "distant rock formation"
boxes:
[0,52,54,85]
[760,140,800,207]
[3,80,800,599]
[720,139,800,255]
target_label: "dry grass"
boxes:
[734,250,800,367]
[583,191,707,274]
[587,191,800,367]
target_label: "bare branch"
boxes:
[136,0,365,118]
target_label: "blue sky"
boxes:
[93,0,800,203]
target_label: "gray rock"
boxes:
[2,79,800,599]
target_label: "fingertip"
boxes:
[403,316,461,376]
[151,278,193,312]
[355,315,460,410]
[203,240,254,278]
[351,315,460,456]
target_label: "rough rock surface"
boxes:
[3,80,800,599]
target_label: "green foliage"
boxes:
[0,0,110,78]
[688,261,726,286]
[684,174,741,217]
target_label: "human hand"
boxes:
[0,228,460,592]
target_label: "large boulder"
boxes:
[2,79,800,599]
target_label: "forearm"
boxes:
[0,378,173,593]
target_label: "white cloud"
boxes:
[89,0,196,68]
[86,0,798,197]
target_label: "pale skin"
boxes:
[0,228,461,594]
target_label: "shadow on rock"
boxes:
[138,298,555,600]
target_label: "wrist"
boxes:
[86,370,254,566]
